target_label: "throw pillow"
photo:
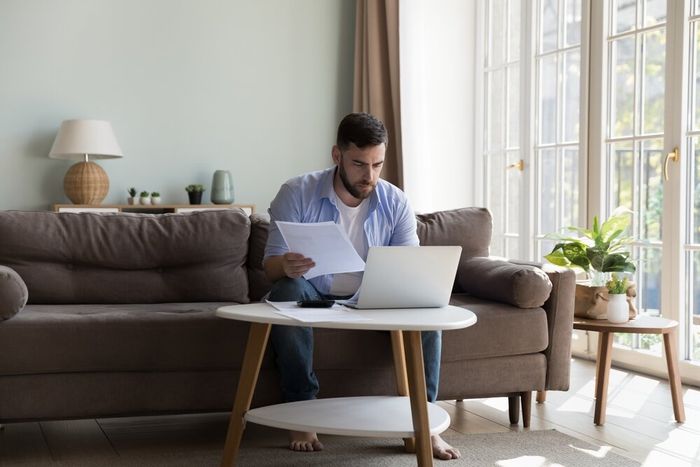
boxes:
[0,265,28,320]
[457,256,552,308]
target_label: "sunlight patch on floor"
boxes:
[643,449,696,467]
[555,394,594,414]
[496,456,562,467]
[655,427,700,459]
[568,443,613,459]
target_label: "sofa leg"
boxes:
[536,390,546,403]
[508,396,520,425]
[521,391,532,428]
[456,399,463,402]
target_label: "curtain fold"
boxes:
[353,0,403,188]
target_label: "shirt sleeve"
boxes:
[389,196,420,247]
[264,183,301,260]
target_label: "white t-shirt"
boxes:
[329,197,369,296]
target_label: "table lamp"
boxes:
[49,119,124,205]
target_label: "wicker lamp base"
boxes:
[64,161,109,204]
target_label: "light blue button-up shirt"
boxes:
[264,166,419,295]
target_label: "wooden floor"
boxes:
[1,358,698,466]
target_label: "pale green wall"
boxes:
[0,0,355,211]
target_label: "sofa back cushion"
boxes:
[247,213,273,301]
[0,210,250,304]
[416,207,491,258]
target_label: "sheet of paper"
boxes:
[265,300,372,323]
[276,221,365,279]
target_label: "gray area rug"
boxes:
[233,426,640,467]
[112,425,638,467]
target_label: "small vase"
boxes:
[607,293,628,323]
[211,170,234,204]
[127,197,136,205]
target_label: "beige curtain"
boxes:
[353,0,403,188]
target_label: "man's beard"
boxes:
[339,163,375,200]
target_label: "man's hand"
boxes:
[281,252,315,279]
[263,253,316,281]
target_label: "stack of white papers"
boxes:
[276,221,365,279]
[265,300,372,323]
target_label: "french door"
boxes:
[480,0,700,383]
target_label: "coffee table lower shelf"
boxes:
[245,396,451,437]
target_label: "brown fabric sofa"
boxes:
[0,208,575,427]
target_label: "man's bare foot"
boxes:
[431,434,461,460]
[288,430,323,452]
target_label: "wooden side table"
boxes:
[215,303,476,467]
[573,316,685,425]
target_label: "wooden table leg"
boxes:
[220,323,271,467]
[403,330,433,467]
[390,331,416,453]
[536,390,546,403]
[663,330,686,423]
[594,331,613,426]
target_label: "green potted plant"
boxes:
[150,191,161,205]
[127,187,137,205]
[544,206,636,286]
[185,184,205,205]
[139,190,151,205]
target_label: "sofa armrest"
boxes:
[456,256,552,308]
[540,266,576,391]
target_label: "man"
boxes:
[263,112,461,460]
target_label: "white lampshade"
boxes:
[49,119,124,161]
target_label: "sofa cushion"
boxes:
[247,213,273,302]
[444,294,549,360]
[0,210,251,304]
[0,266,28,320]
[457,257,552,308]
[416,207,491,259]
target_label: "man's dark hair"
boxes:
[336,112,388,150]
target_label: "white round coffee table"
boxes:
[216,303,476,467]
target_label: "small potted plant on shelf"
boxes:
[139,190,151,205]
[150,192,161,205]
[544,206,637,319]
[185,184,205,205]
[605,273,630,323]
[127,187,137,205]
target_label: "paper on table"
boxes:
[276,221,365,279]
[265,300,372,323]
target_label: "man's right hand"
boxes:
[263,253,316,282]
[281,252,315,279]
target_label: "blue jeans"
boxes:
[268,277,442,403]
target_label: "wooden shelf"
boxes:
[53,203,256,215]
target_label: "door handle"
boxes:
[663,147,679,181]
[507,159,524,171]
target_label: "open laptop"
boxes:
[339,245,462,309]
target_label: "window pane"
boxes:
[562,148,579,228]
[508,0,521,61]
[540,0,558,52]
[539,55,558,144]
[638,246,663,323]
[506,237,520,260]
[642,28,665,135]
[538,149,557,235]
[490,0,507,66]
[691,137,700,243]
[506,151,521,233]
[690,251,700,360]
[564,50,581,142]
[611,36,636,137]
[488,152,506,236]
[613,0,637,35]
[694,24,700,131]
[641,139,663,241]
[508,65,520,148]
[565,0,582,46]
[643,0,666,27]
[488,69,505,150]
[609,141,635,211]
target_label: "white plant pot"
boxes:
[607,294,628,323]
[151,196,161,205]
[139,197,151,205]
